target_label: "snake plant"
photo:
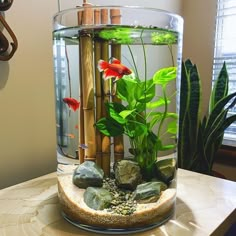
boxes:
[178,59,236,175]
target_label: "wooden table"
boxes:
[0,169,235,236]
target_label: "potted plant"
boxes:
[178,59,236,175]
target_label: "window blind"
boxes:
[213,0,236,145]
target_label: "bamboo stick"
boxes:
[101,9,111,176]
[110,9,124,162]
[79,3,96,162]
[94,9,103,168]
[78,9,85,163]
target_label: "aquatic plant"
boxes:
[95,29,177,180]
[98,27,134,44]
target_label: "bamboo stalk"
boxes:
[78,9,85,163]
[101,9,111,176]
[110,9,124,162]
[94,9,102,168]
[79,3,96,162]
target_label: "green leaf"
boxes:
[205,92,236,133]
[188,64,201,143]
[153,67,177,86]
[149,112,163,129]
[126,121,148,138]
[106,103,126,124]
[209,62,229,112]
[119,109,135,119]
[160,144,176,151]
[134,79,155,103]
[178,60,200,169]
[167,120,177,134]
[146,97,170,109]
[95,118,124,137]
[116,77,137,107]
[157,139,175,151]
[166,113,178,119]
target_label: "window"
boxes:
[213,0,236,146]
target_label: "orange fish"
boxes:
[63,97,80,111]
[66,133,75,139]
[97,58,132,82]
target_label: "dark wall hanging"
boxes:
[0,0,18,61]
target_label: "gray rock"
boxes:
[150,179,168,191]
[155,158,176,184]
[132,182,161,203]
[73,161,104,188]
[84,187,112,210]
[114,160,142,190]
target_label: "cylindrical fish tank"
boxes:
[53,5,183,234]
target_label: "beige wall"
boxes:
[0,1,58,188]
[182,0,218,116]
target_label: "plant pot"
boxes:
[53,5,183,234]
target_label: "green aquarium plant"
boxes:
[178,59,236,175]
[95,29,178,181]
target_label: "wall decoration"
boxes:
[0,0,18,61]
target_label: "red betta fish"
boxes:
[63,97,80,112]
[97,58,132,82]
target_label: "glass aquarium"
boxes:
[53,5,183,234]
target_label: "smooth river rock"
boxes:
[83,187,112,210]
[114,159,142,190]
[73,161,104,188]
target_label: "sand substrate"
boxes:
[58,174,176,228]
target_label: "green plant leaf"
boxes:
[119,109,136,119]
[178,60,201,169]
[188,64,201,144]
[157,139,175,151]
[116,77,137,107]
[126,121,148,138]
[98,27,134,44]
[166,113,178,119]
[95,118,124,137]
[205,92,236,134]
[146,97,170,109]
[105,102,127,124]
[167,120,177,134]
[149,112,163,129]
[209,62,229,112]
[134,79,155,103]
[153,67,177,87]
